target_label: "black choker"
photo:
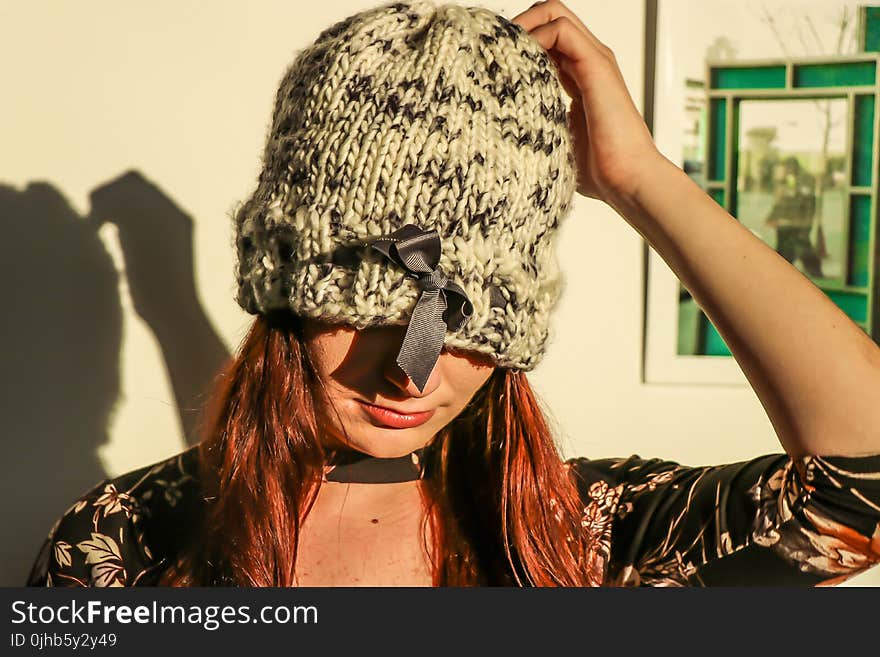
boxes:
[322,446,429,483]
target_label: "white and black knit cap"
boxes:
[233,0,577,392]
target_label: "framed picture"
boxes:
[644,1,880,384]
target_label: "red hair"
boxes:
[159,311,596,586]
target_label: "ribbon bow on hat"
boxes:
[368,224,474,393]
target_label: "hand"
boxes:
[88,170,230,446]
[87,169,200,331]
[511,0,664,203]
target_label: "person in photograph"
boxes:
[26,0,880,588]
[764,156,825,278]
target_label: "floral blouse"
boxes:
[25,445,880,587]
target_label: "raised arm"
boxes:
[513,1,880,458]
[609,157,880,458]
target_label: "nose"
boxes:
[382,335,442,397]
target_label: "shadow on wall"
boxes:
[0,171,230,586]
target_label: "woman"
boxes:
[26,0,880,587]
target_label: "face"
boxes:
[300,318,496,458]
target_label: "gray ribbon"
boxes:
[368,224,474,393]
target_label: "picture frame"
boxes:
[643,1,880,384]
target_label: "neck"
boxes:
[317,477,424,517]
[322,444,430,484]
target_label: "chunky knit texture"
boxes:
[233,0,577,370]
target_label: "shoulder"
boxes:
[562,454,659,524]
[110,443,202,514]
[565,453,690,491]
[564,453,706,522]
[28,445,202,587]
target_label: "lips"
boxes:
[356,400,436,429]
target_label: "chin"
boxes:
[340,424,436,459]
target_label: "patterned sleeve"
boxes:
[568,452,880,586]
[25,478,151,587]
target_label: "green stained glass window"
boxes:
[848,195,871,287]
[864,7,880,52]
[853,94,875,187]
[826,290,868,323]
[708,99,726,181]
[683,55,880,356]
[793,61,876,87]
[701,318,731,357]
[711,66,786,90]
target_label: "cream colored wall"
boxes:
[3,0,875,586]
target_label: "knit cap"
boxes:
[233,0,577,390]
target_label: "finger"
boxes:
[511,1,586,35]
[529,19,641,121]
[547,49,581,100]
[510,0,609,54]
[525,17,606,81]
